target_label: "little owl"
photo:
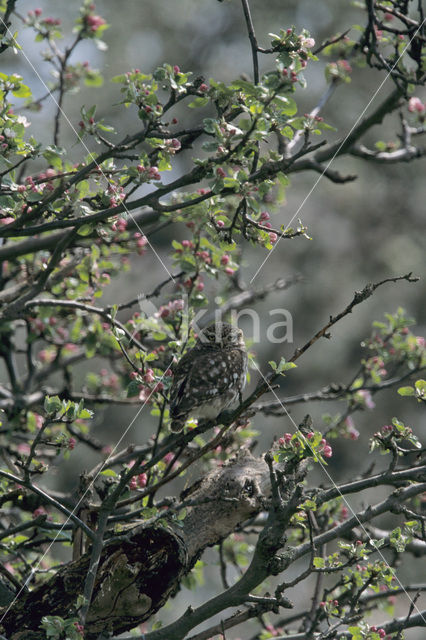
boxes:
[169,322,248,432]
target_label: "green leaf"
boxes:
[44,395,63,416]
[203,118,218,134]
[397,386,414,396]
[12,83,32,98]
[270,357,297,375]
[100,469,118,477]
[77,224,94,236]
[77,408,94,419]
[313,557,325,568]
[84,71,104,87]
[188,96,209,108]
[127,380,140,397]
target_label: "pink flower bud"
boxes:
[408,96,425,113]
[137,473,147,487]
[323,445,333,458]
[144,369,155,383]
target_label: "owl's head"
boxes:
[196,322,245,349]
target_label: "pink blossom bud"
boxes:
[144,369,155,383]
[408,97,425,113]
[137,473,147,487]
[302,37,315,48]
[323,445,333,458]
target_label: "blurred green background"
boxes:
[3,1,425,637]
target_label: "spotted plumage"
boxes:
[169,322,248,432]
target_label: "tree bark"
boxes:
[0,450,274,639]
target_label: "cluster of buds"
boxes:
[106,184,125,208]
[25,174,42,194]
[111,217,128,233]
[80,3,107,36]
[133,232,148,255]
[24,168,58,194]
[129,472,147,490]
[26,8,61,27]
[325,59,352,82]
[136,164,161,181]
[369,627,386,638]
[158,298,185,320]
[85,14,106,32]
[375,422,413,439]
[164,138,182,154]
[278,431,333,459]
[282,67,300,81]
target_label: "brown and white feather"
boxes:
[169,323,247,432]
